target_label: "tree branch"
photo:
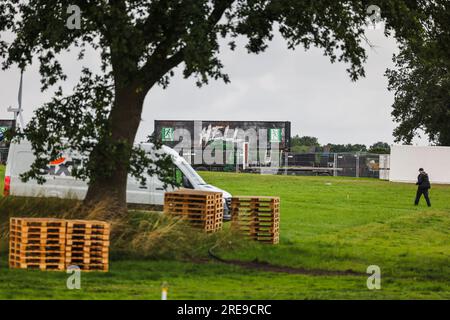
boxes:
[208,0,234,26]
[139,0,234,86]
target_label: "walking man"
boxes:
[415,168,431,207]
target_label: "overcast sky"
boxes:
[0,24,429,146]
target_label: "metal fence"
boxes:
[289,152,380,178]
[0,144,383,179]
[247,152,382,178]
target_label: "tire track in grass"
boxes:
[205,246,364,276]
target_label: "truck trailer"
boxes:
[153,120,291,171]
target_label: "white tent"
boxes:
[389,145,450,184]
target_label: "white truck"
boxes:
[3,141,232,218]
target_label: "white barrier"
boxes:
[389,145,450,184]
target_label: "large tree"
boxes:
[291,135,320,152]
[326,143,367,153]
[368,141,390,154]
[386,0,450,145]
[0,1,426,210]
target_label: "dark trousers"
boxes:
[415,188,431,206]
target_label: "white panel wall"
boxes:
[389,145,450,184]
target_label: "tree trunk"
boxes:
[84,83,145,212]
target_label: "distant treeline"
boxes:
[291,136,390,154]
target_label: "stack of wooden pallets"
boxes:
[164,189,223,233]
[9,218,110,272]
[231,196,280,244]
[65,220,110,272]
[9,218,66,271]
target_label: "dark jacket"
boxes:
[416,172,431,189]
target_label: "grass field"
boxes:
[0,166,449,299]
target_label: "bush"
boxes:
[0,196,239,260]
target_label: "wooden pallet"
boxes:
[10,226,67,234]
[66,256,108,264]
[231,196,280,244]
[9,218,67,271]
[10,255,65,263]
[164,190,224,233]
[205,222,223,233]
[10,248,65,257]
[9,243,66,251]
[9,261,66,271]
[66,234,110,241]
[65,239,110,247]
[233,231,280,244]
[10,217,66,228]
[65,245,109,253]
[231,197,279,211]
[65,263,109,272]
[167,189,222,198]
[66,251,108,258]
[65,220,110,272]
[66,220,110,229]
[66,228,109,236]
[9,217,110,272]
[10,231,66,239]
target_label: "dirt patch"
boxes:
[191,249,365,276]
[213,258,364,276]
[221,260,364,276]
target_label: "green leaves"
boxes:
[386,0,450,145]
[16,68,179,189]
[3,1,426,91]
[0,1,16,62]
[130,138,180,190]
[16,69,113,183]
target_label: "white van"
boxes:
[3,141,232,219]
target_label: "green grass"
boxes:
[205,173,450,278]
[0,167,449,299]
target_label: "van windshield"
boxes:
[178,160,207,185]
